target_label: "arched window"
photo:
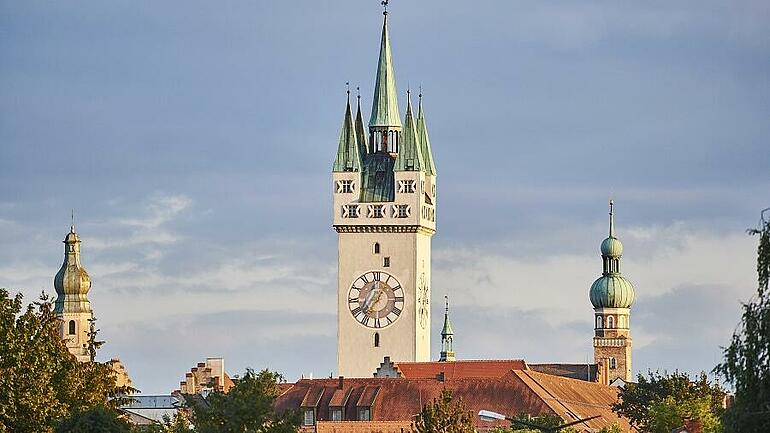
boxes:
[596,316,603,329]
[68,320,76,335]
[374,332,380,347]
[607,316,614,328]
[610,357,617,369]
[373,243,380,254]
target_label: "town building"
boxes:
[333,4,437,378]
[178,357,235,395]
[275,370,632,432]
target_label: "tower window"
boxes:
[374,332,380,347]
[398,180,416,193]
[383,257,390,267]
[607,316,615,329]
[342,204,359,218]
[374,243,380,254]
[395,204,410,218]
[368,204,385,218]
[610,357,617,369]
[336,180,354,193]
[68,320,76,335]
[596,316,603,329]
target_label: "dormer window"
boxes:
[330,408,343,421]
[303,409,315,426]
[358,407,371,421]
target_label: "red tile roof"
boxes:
[275,371,633,432]
[392,359,528,379]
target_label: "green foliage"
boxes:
[490,413,580,433]
[715,210,770,433]
[596,424,623,433]
[139,412,192,433]
[55,406,133,433]
[612,370,725,432]
[413,389,475,433]
[0,290,134,433]
[188,368,299,433]
[648,395,723,433]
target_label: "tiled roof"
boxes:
[317,421,413,433]
[275,371,632,432]
[529,363,598,382]
[393,359,528,379]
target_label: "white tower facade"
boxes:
[333,9,437,377]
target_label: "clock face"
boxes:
[348,271,404,329]
[418,273,429,329]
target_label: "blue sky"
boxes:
[1,1,768,393]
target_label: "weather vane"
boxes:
[382,0,388,15]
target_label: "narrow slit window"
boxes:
[374,243,380,254]
[68,320,76,335]
[383,257,390,267]
[374,332,380,347]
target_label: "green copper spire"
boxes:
[417,92,437,176]
[368,11,401,129]
[590,200,636,309]
[394,91,424,171]
[440,296,455,362]
[355,90,369,157]
[332,89,361,172]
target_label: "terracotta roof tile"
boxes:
[276,372,633,432]
[394,359,528,379]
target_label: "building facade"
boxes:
[54,224,93,362]
[333,8,437,377]
[590,201,636,382]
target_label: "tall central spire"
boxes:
[369,10,401,130]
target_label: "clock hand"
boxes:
[367,290,384,314]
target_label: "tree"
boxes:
[490,413,580,433]
[612,370,725,432]
[0,290,133,433]
[188,368,299,433]
[413,389,475,433]
[55,406,132,433]
[715,209,770,433]
[648,395,723,433]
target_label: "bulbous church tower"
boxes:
[590,201,635,382]
[54,224,93,362]
[333,6,437,377]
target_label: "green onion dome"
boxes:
[590,274,635,308]
[600,236,623,257]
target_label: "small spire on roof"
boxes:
[71,209,76,233]
[609,199,615,238]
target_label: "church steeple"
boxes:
[368,7,401,153]
[439,296,455,362]
[54,222,93,362]
[332,88,362,172]
[394,91,424,171]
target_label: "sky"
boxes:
[1,1,768,394]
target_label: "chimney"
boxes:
[338,376,344,389]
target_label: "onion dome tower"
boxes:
[439,296,455,362]
[54,222,93,362]
[590,201,635,382]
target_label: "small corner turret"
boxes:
[439,296,455,362]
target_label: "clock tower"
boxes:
[332,7,437,377]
